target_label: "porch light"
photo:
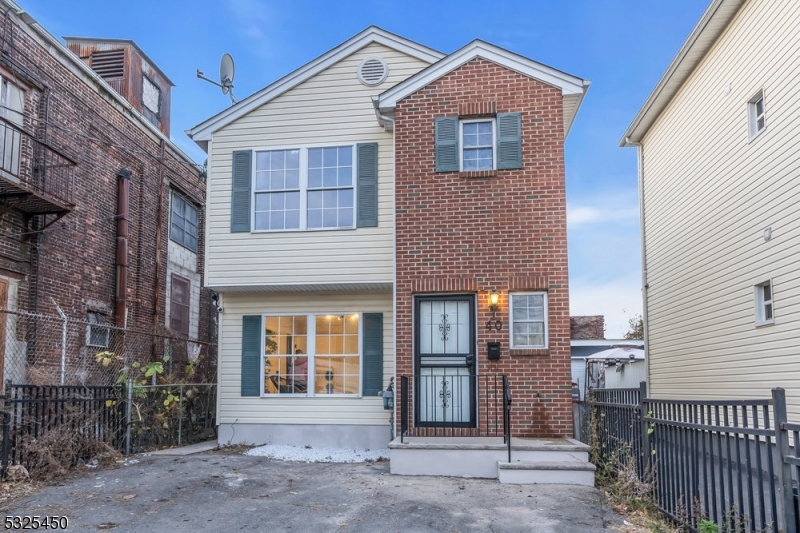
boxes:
[486,289,502,331]
[489,290,500,313]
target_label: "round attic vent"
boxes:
[358,57,388,86]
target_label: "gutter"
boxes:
[626,136,651,388]
[371,95,394,131]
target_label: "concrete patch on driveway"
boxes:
[2,453,624,532]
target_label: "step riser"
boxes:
[512,450,588,463]
[498,468,595,486]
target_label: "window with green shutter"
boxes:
[435,113,522,172]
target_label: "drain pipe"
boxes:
[51,297,66,386]
[115,168,131,328]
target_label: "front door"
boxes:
[414,295,476,427]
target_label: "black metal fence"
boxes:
[1,381,217,477]
[1,383,124,476]
[399,373,510,441]
[590,383,799,533]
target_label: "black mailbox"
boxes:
[487,342,501,360]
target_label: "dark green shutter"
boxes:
[241,315,261,396]
[230,150,252,232]
[362,313,384,396]
[435,117,459,172]
[497,113,522,169]
[356,143,378,227]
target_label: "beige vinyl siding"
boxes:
[206,43,430,288]
[217,291,393,425]
[641,0,800,418]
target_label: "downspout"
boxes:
[152,140,166,334]
[115,167,131,328]
[626,136,650,388]
[372,96,396,439]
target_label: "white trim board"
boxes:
[375,40,590,137]
[186,26,444,149]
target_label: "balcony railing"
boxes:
[0,116,76,214]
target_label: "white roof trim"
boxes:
[186,26,443,147]
[376,39,587,112]
[209,282,393,293]
[620,0,746,146]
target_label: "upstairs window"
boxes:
[748,90,766,140]
[460,119,495,171]
[253,146,354,231]
[170,192,198,252]
[755,280,773,325]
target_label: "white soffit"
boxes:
[376,40,589,137]
[186,26,443,148]
[208,282,393,293]
[620,0,746,146]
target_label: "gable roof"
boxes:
[620,0,747,146]
[375,39,590,137]
[186,26,444,150]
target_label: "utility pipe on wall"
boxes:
[115,167,131,328]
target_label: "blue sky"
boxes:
[20,0,708,337]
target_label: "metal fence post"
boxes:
[1,392,10,479]
[125,378,133,456]
[772,387,797,533]
[638,381,649,478]
[177,386,183,446]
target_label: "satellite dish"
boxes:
[220,53,234,95]
[196,53,238,105]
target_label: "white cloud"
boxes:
[570,274,643,339]
[567,205,639,229]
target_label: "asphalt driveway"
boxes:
[2,452,624,532]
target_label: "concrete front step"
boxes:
[388,436,593,481]
[497,461,596,486]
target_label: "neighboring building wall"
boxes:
[640,0,800,416]
[0,3,212,384]
[394,58,572,438]
[570,315,605,340]
[216,290,393,448]
[206,42,430,289]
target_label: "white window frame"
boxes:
[260,312,363,397]
[509,291,548,349]
[251,144,357,233]
[748,89,766,141]
[755,280,774,326]
[459,118,496,171]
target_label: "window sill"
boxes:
[250,226,357,234]
[509,348,550,356]
[755,319,774,328]
[459,170,496,179]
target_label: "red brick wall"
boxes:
[394,58,572,438]
[0,10,213,344]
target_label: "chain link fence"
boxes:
[0,309,217,389]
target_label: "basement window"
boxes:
[86,312,110,348]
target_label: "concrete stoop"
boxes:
[388,436,596,486]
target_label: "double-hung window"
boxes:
[755,280,773,325]
[460,119,495,171]
[509,292,548,348]
[263,314,361,396]
[748,90,766,140]
[252,146,354,231]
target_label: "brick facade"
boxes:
[0,8,212,343]
[394,58,572,438]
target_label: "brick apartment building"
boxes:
[0,1,211,386]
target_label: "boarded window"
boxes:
[170,274,190,336]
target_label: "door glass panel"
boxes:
[419,300,470,355]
